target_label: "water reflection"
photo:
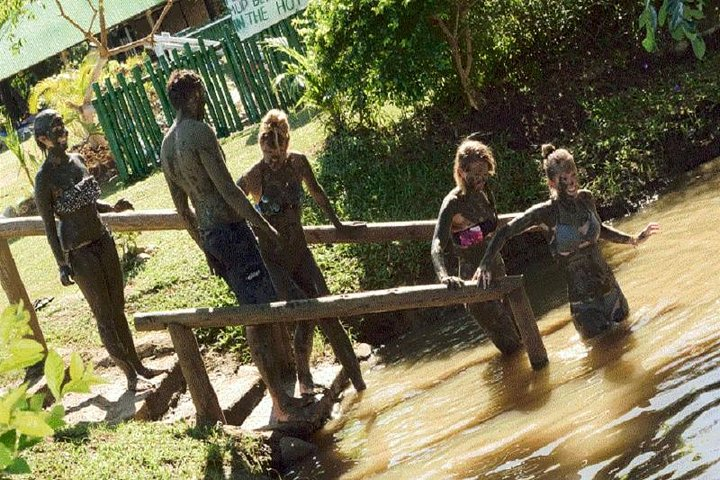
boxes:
[291,160,720,479]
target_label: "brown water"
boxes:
[293,160,720,480]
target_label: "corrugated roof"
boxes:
[0,0,165,81]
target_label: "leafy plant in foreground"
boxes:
[0,303,104,476]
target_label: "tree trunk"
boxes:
[431,4,481,111]
[82,56,109,148]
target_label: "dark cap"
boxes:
[33,109,61,138]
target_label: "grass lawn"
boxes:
[17,422,271,479]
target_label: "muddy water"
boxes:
[292,160,720,480]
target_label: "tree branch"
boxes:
[453,3,460,39]
[107,0,174,56]
[430,7,479,111]
[84,0,98,31]
[53,0,103,52]
[99,0,107,51]
[464,25,472,74]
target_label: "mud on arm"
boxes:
[236,162,262,204]
[477,202,553,286]
[34,173,66,269]
[431,194,457,282]
[196,125,278,239]
[584,193,641,245]
[166,175,203,249]
[296,154,345,228]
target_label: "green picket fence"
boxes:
[92,17,305,181]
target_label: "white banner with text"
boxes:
[225,0,307,40]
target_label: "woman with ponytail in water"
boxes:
[475,144,660,339]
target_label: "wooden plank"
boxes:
[221,33,256,124]
[144,58,175,125]
[104,77,146,177]
[132,66,164,157]
[505,281,549,370]
[202,39,242,132]
[0,213,524,240]
[167,324,226,426]
[0,238,46,350]
[134,277,523,332]
[117,73,156,169]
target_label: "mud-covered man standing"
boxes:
[159,69,311,422]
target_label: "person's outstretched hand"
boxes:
[473,267,492,289]
[113,198,134,212]
[634,222,660,246]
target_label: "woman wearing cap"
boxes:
[34,110,160,390]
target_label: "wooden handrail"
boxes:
[134,277,524,332]
[136,275,548,425]
[0,210,523,242]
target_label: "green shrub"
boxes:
[566,52,720,209]
[0,303,103,476]
[293,0,646,129]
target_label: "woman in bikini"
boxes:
[431,139,522,354]
[475,144,660,339]
[34,110,160,391]
[237,109,366,394]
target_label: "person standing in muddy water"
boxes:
[476,144,660,339]
[159,70,318,422]
[431,139,523,354]
[237,109,366,394]
[34,109,161,391]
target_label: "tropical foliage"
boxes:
[27,52,147,142]
[286,0,655,128]
[0,303,104,476]
[0,114,39,189]
[640,0,707,58]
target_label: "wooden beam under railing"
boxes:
[135,276,548,424]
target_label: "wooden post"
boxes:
[221,28,257,123]
[0,238,46,350]
[505,281,548,370]
[167,324,226,426]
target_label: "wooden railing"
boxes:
[0,210,546,426]
[0,210,526,349]
[135,276,548,425]
[0,210,446,350]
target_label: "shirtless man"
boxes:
[159,69,309,421]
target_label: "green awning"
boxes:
[0,0,165,81]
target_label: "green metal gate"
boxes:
[92,17,304,181]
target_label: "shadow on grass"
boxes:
[53,422,94,444]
